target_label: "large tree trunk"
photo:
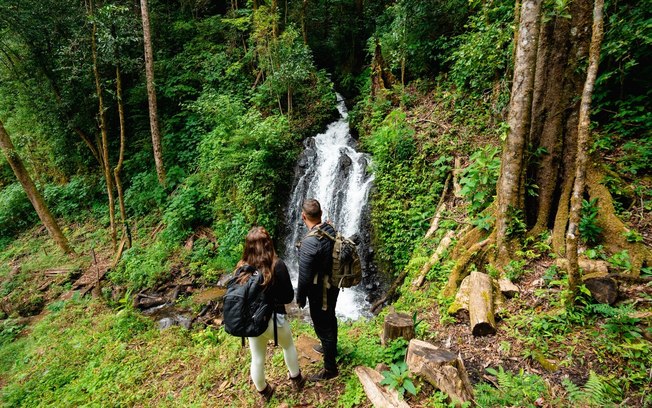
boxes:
[140,0,166,187]
[566,0,605,300]
[0,121,72,254]
[495,0,543,264]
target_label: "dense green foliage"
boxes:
[0,0,650,406]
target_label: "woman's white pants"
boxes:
[248,314,300,391]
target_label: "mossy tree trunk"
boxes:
[0,121,73,254]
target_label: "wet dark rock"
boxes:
[339,153,352,169]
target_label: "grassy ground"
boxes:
[1,208,651,408]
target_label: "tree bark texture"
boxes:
[354,366,410,408]
[495,0,543,263]
[0,121,72,254]
[468,271,497,336]
[406,339,474,406]
[566,0,605,300]
[140,0,166,187]
[381,312,415,345]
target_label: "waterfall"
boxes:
[283,94,374,320]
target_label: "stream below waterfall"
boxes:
[283,94,375,321]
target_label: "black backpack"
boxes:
[223,265,276,343]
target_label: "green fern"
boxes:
[563,371,621,407]
[476,367,549,407]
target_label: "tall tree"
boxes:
[566,0,605,299]
[0,120,73,254]
[89,0,117,250]
[495,0,543,264]
[446,0,651,298]
[140,0,166,186]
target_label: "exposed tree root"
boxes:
[587,166,652,276]
[443,232,495,298]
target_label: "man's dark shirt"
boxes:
[296,223,335,307]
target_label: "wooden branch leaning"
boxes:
[354,366,410,408]
[413,230,456,288]
[406,339,474,406]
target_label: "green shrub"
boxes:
[447,1,514,94]
[125,171,167,217]
[0,183,36,238]
[362,110,445,274]
[43,175,104,220]
[579,198,603,245]
[0,319,24,346]
[459,145,501,217]
[111,241,173,291]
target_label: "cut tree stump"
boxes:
[354,366,410,408]
[406,339,474,406]
[498,278,520,298]
[381,312,415,346]
[469,271,496,336]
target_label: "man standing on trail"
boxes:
[296,198,339,381]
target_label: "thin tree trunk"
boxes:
[90,5,117,250]
[495,0,543,264]
[140,0,166,187]
[566,0,605,301]
[301,0,308,44]
[271,0,279,38]
[113,65,128,237]
[0,121,73,254]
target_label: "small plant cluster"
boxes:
[459,145,501,221]
[380,338,417,400]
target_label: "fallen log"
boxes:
[406,339,474,406]
[425,173,451,240]
[381,312,415,346]
[555,258,609,274]
[469,271,496,336]
[413,230,456,288]
[354,366,410,408]
[44,268,74,277]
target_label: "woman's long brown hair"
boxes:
[235,226,277,286]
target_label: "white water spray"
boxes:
[284,94,374,320]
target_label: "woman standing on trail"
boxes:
[236,226,305,402]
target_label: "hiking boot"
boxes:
[308,369,338,382]
[258,382,275,402]
[289,371,306,391]
[312,344,324,354]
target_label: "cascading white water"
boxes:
[284,94,374,320]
